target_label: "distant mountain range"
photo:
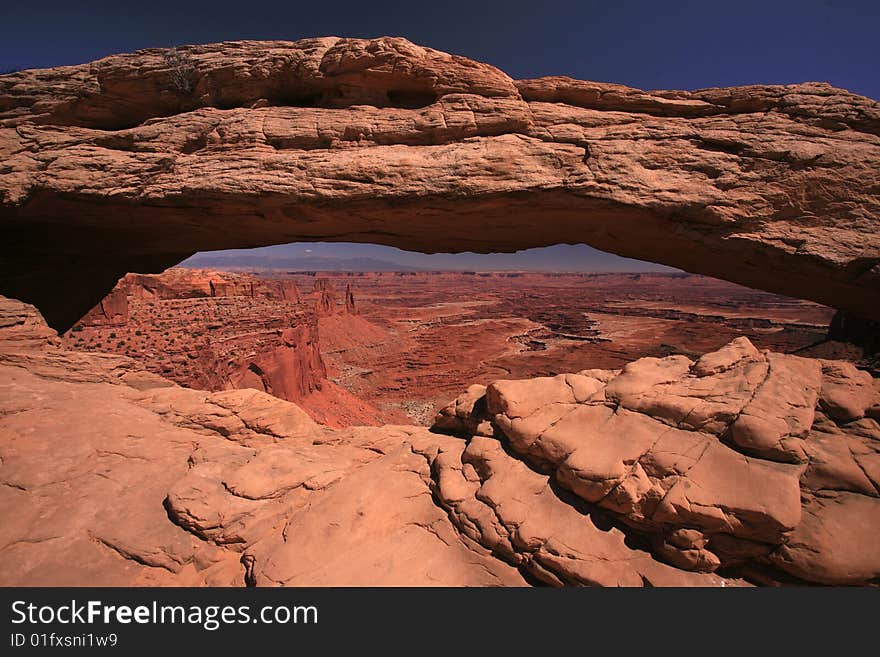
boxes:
[180,254,423,272]
[180,243,682,273]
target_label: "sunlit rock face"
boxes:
[65,269,392,428]
[1,36,878,588]
[433,336,880,585]
[2,296,878,586]
[1,37,879,331]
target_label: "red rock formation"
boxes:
[209,278,252,298]
[1,38,878,332]
[277,279,301,303]
[432,336,880,584]
[3,295,876,586]
[90,269,304,303]
[315,289,337,316]
[77,287,128,327]
[123,272,202,299]
[344,284,357,314]
[60,268,403,427]
[310,279,359,317]
[229,324,326,401]
[313,278,335,293]
[0,294,61,349]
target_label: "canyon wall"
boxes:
[68,268,388,426]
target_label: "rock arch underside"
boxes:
[1,38,880,587]
[1,37,879,331]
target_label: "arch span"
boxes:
[1,37,878,331]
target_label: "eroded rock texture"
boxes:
[0,295,521,585]
[1,37,879,331]
[63,268,396,428]
[433,337,880,584]
[1,295,877,586]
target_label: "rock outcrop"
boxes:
[79,287,129,326]
[1,37,878,331]
[228,324,327,401]
[0,295,522,586]
[311,278,359,317]
[117,269,301,303]
[344,284,357,314]
[65,268,393,427]
[2,295,877,586]
[433,336,880,584]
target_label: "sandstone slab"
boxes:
[434,337,880,583]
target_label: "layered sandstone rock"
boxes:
[65,268,395,427]
[0,295,522,586]
[2,295,877,586]
[311,278,361,318]
[1,37,878,332]
[119,269,301,302]
[78,288,129,326]
[433,337,880,583]
[228,324,327,401]
[344,284,356,314]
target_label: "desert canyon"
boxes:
[1,37,879,587]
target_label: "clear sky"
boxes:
[5,1,877,271]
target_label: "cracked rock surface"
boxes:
[1,296,878,585]
[434,338,880,584]
[0,295,525,585]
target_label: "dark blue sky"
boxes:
[5,1,877,271]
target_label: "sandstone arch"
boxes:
[1,36,879,331]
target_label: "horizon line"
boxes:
[173,265,690,275]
